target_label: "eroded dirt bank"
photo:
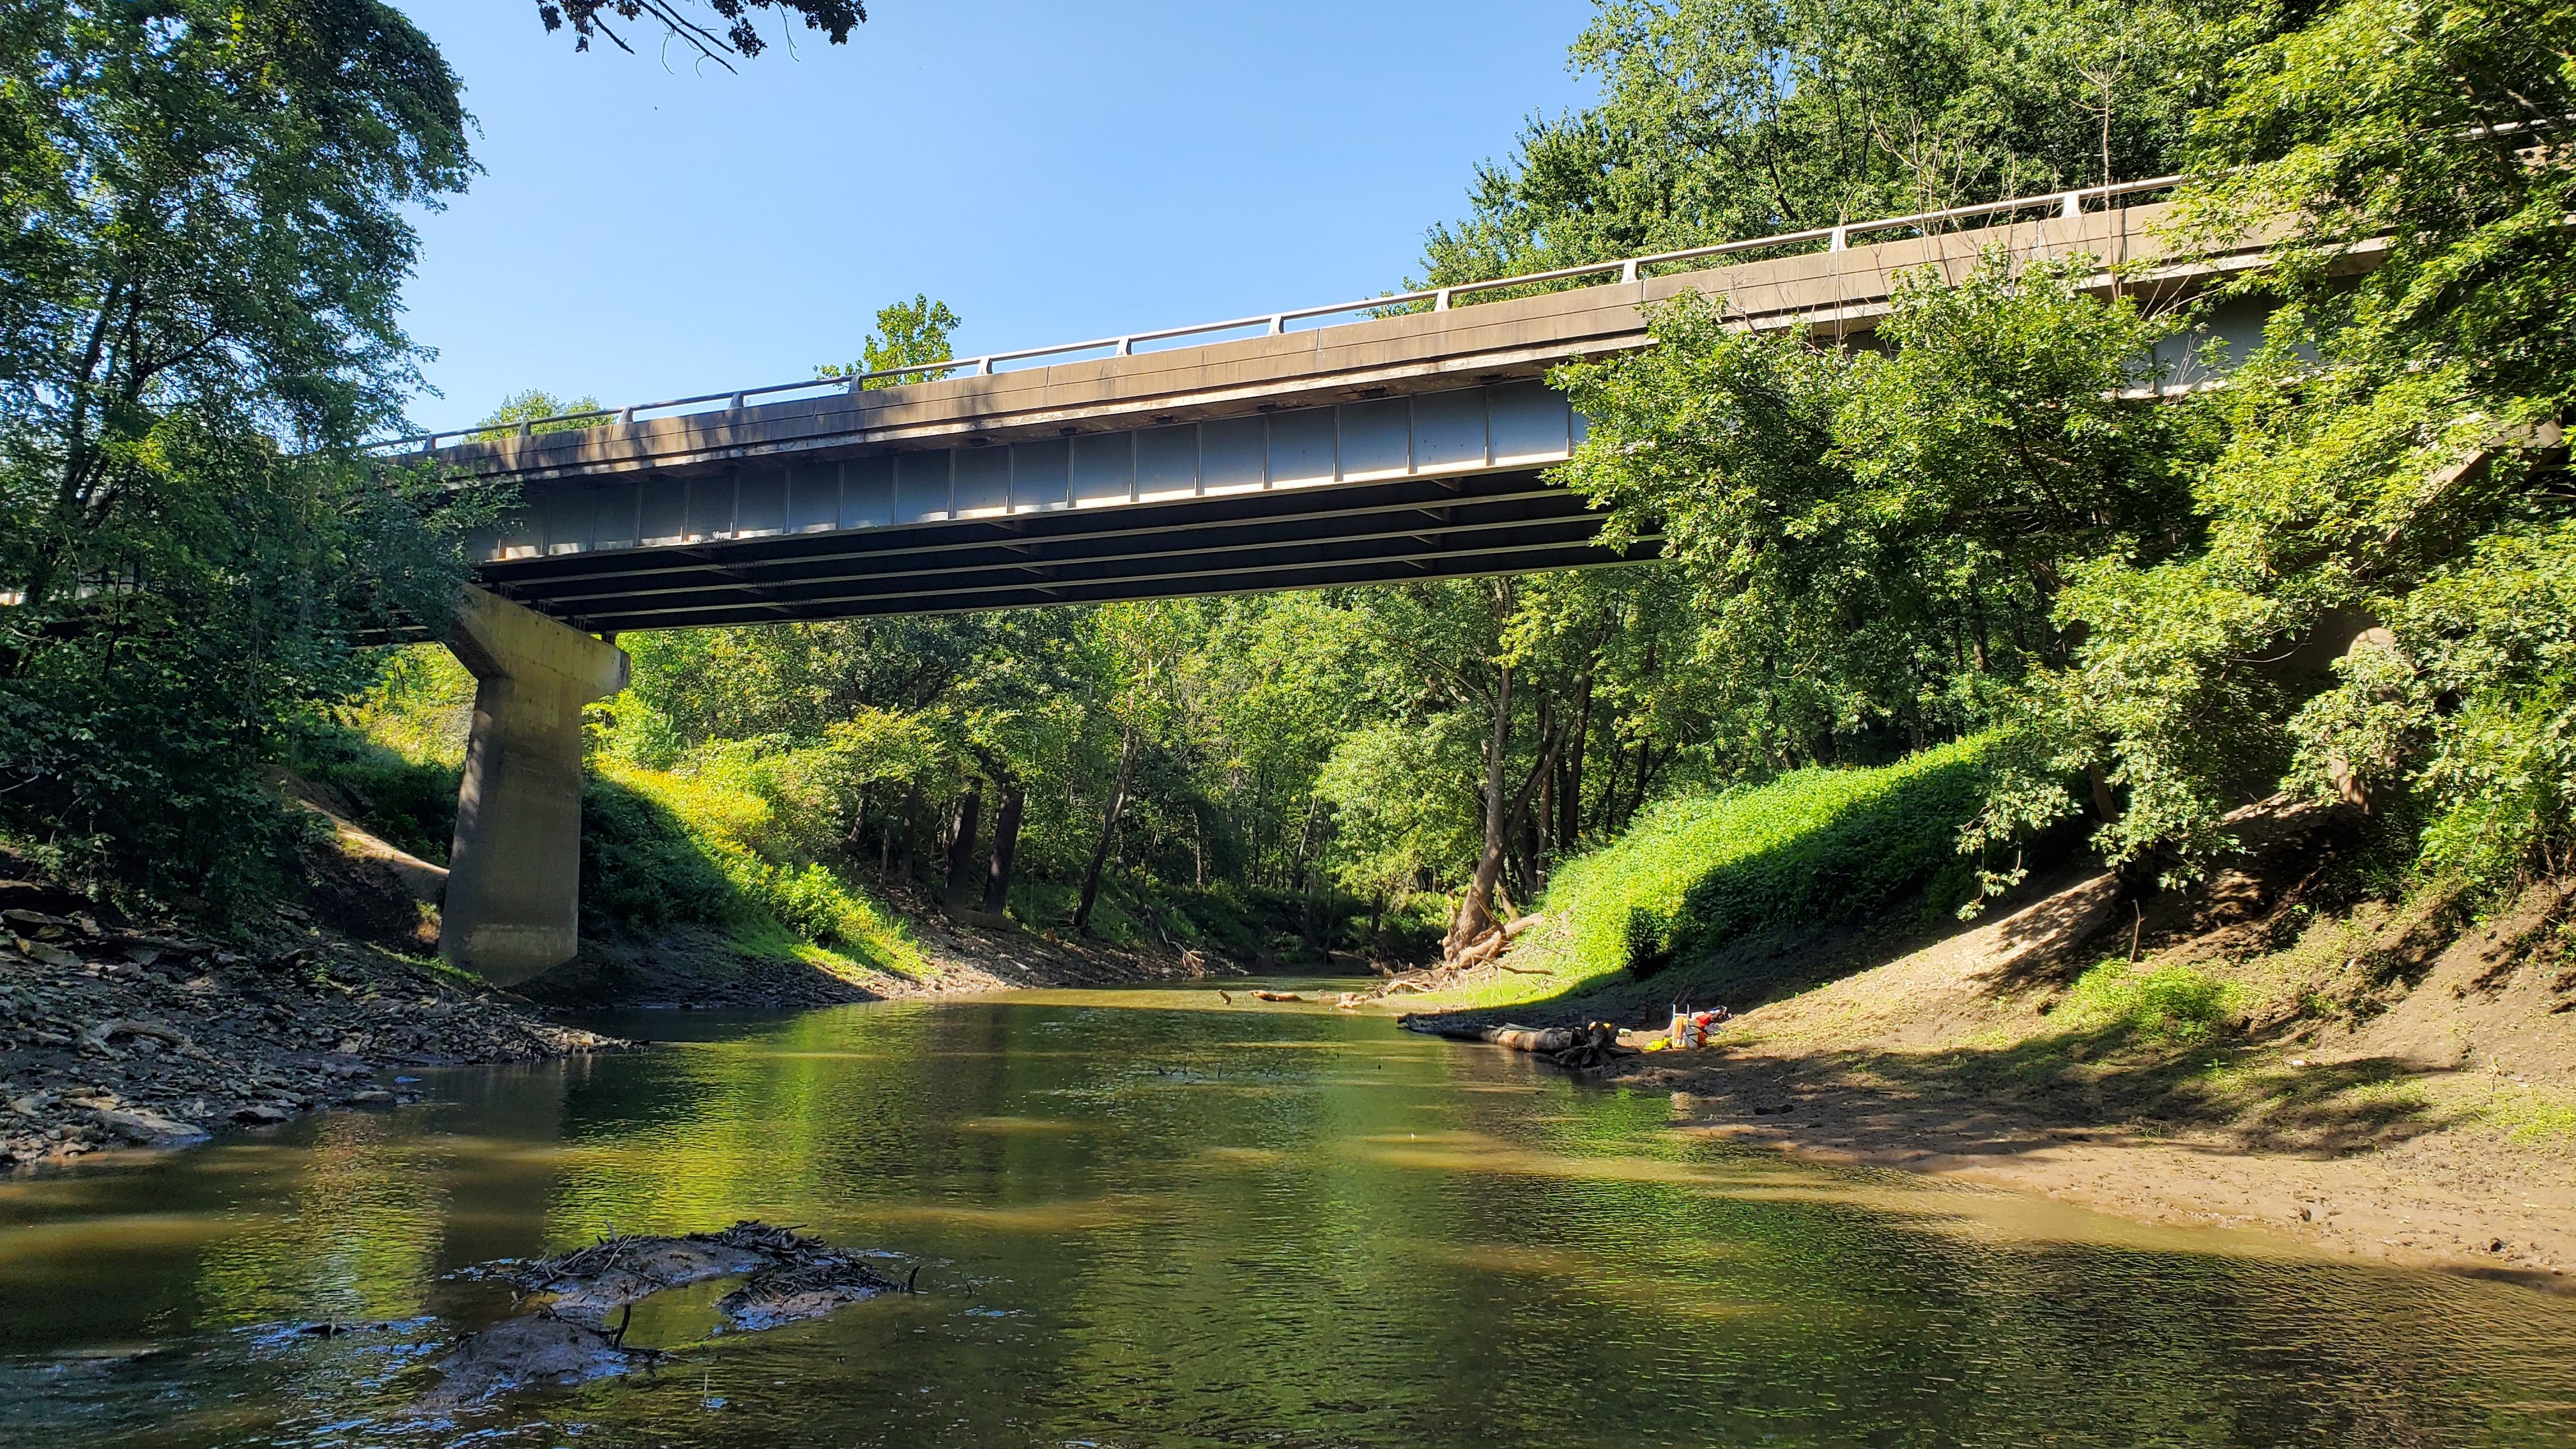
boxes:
[1406,802,2576,1291]
[524,908,1244,1013]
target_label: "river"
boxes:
[2,983,2572,1447]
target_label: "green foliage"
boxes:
[1557,256,2202,769]
[2292,521,2576,890]
[0,1,484,908]
[1420,0,2269,283]
[1539,736,1998,979]
[579,767,744,935]
[585,759,919,971]
[2057,959,2238,1043]
[472,389,608,440]
[286,723,460,865]
[1977,0,2576,900]
[817,294,963,388]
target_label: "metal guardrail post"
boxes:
[2062,190,2085,218]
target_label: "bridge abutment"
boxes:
[439,586,629,985]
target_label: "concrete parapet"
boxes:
[439,586,629,984]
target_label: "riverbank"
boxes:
[521,907,1243,1012]
[1393,803,2576,1291]
[2,810,1245,1170]
[1,877,622,1172]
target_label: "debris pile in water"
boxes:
[423,1221,907,1408]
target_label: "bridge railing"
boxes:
[371,174,2182,457]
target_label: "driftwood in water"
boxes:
[1249,990,1303,1002]
[1400,1016,1630,1071]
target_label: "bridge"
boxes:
[404,178,2283,982]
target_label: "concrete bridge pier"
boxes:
[439,586,629,985]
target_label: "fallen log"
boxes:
[1249,990,1303,1002]
[1399,1016,1632,1071]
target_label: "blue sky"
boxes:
[393,1,1598,434]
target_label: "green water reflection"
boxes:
[2,984,2572,1447]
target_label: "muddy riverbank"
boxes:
[1386,815,2576,1293]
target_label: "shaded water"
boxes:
[3,984,2572,1447]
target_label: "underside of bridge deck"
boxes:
[480,468,1655,632]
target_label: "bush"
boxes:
[2058,960,2237,1043]
[1537,735,2000,978]
[286,721,461,864]
[586,761,916,971]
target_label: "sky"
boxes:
[392,1,1600,434]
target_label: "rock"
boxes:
[233,1103,294,1124]
[0,880,93,916]
[418,1312,649,1409]
[17,940,82,969]
[347,1089,396,1107]
[85,1107,207,1145]
[718,1259,902,1331]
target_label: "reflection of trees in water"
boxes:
[1380,1066,2570,1446]
[12,1002,2548,1447]
[190,1110,449,1327]
[528,1002,2576,1447]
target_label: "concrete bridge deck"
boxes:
[404,187,2273,634]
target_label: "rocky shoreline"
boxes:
[2,878,622,1171]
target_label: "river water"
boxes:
[2,984,2572,1448]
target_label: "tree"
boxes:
[1991,0,2576,898]
[0,0,489,901]
[818,295,963,388]
[1554,256,2200,776]
[1418,0,2271,286]
[473,388,608,440]
[535,0,864,66]
[1071,602,1197,933]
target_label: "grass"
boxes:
[1474,736,1998,1000]
[2053,959,2239,1045]
[586,760,925,978]
[2476,1082,2576,1142]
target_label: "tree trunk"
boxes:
[1450,664,1514,955]
[893,785,922,879]
[1596,732,1621,838]
[2089,763,2123,824]
[1289,795,1319,894]
[1073,725,1140,932]
[982,781,1026,914]
[943,783,983,910]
